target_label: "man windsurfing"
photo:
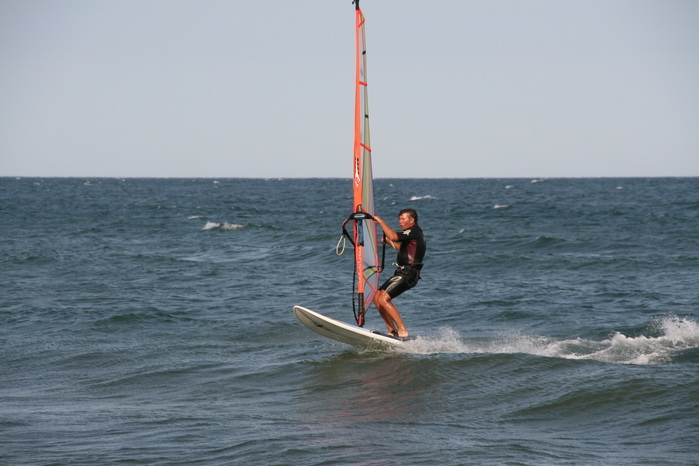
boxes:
[372,208,426,339]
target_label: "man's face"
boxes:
[398,213,415,231]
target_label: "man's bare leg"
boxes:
[373,290,408,338]
[374,292,396,333]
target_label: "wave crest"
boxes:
[203,222,246,231]
[398,317,699,365]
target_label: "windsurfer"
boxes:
[372,209,426,339]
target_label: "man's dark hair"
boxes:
[399,208,418,223]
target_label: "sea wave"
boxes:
[395,316,699,365]
[203,222,246,231]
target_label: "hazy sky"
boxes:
[1,0,698,178]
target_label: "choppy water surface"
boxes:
[1,177,698,465]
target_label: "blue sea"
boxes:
[1,177,698,466]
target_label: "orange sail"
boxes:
[350,0,380,326]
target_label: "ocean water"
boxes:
[1,177,698,466]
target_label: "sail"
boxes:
[351,0,380,325]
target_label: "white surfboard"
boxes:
[293,306,405,348]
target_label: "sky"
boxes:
[1,0,698,178]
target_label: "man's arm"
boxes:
[383,236,400,250]
[373,215,400,249]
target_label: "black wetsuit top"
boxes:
[395,224,426,269]
[379,224,426,298]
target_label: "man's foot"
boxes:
[390,329,409,340]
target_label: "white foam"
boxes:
[203,222,246,231]
[558,317,699,365]
[402,328,472,354]
[493,205,509,209]
[409,195,437,201]
[397,317,699,365]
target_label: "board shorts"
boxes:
[379,266,420,299]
